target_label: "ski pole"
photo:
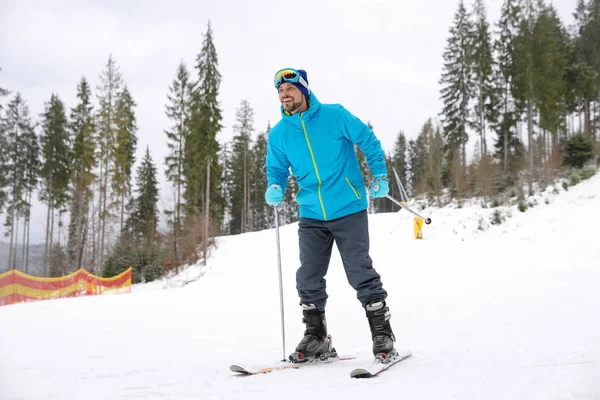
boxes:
[385,194,432,224]
[273,206,286,361]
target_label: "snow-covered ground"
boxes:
[1,172,599,399]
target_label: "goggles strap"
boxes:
[297,76,310,92]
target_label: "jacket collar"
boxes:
[280,92,321,124]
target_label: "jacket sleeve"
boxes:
[337,105,387,177]
[266,131,290,192]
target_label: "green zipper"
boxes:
[299,114,327,220]
[345,177,361,199]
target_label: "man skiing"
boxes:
[264,68,397,362]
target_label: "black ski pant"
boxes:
[296,210,387,312]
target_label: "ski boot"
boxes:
[289,304,336,363]
[366,300,398,363]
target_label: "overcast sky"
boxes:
[0,0,576,243]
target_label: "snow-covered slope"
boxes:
[1,173,599,399]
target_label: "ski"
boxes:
[350,349,412,379]
[230,356,355,376]
[231,334,354,376]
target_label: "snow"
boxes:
[1,172,599,399]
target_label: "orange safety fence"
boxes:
[0,268,132,307]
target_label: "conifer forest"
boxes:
[1,0,599,282]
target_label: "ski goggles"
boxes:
[273,68,309,91]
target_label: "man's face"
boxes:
[278,82,304,113]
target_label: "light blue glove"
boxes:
[370,175,389,198]
[265,184,284,207]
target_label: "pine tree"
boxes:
[390,130,408,198]
[96,54,123,269]
[439,0,473,188]
[572,0,600,138]
[164,61,192,259]
[533,4,568,168]
[39,94,71,275]
[19,107,40,273]
[470,0,495,158]
[2,93,36,270]
[421,119,446,197]
[281,174,299,225]
[0,115,6,215]
[185,21,224,262]
[0,69,9,213]
[114,145,165,282]
[588,0,600,140]
[563,133,595,167]
[407,133,427,196]
[355,145,369,187]
[565,0,597,137]
[492,0,521,175]
[227,100,254,235]
[129,146,160,246]
[48,243,69,278]
[112,85,138,235]
[67,78,96,270]
[250,123,270,231]
[409,119,443,197]
[428,123,446,198]
[219,142,232,234]
[512,0,538,195]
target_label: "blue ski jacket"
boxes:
[266,92,387,221]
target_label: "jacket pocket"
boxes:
[345,177,361,200]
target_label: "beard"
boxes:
[282,97,303,113]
